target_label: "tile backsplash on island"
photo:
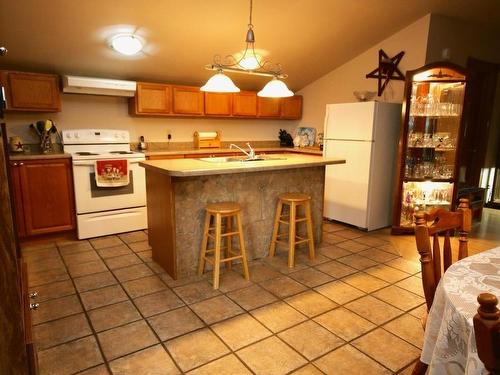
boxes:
[5,93,299,144]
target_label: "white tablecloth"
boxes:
[421,247,500,374]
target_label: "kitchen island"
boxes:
[140,153,345,279]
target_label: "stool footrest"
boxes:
[203,254,243,264]
[207,231,240,239]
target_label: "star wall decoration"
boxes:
[366,49,405,96]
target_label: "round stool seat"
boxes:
[206,201,241,214]
[278,193,311,202]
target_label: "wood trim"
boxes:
[145,170,177,278]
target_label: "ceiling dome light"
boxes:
[238,55,261,70]
[111,34,143,56]
[257,77,293,98]
[200,71,240,93]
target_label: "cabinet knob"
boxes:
[12,162,17,166]
[29,291,38,299]
[29,302,40,310]
[19,162,24,166]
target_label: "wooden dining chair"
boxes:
[474,293,500,375]
[412,198,472,375]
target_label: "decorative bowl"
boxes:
[353,91,376,102]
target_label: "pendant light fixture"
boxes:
[201,0,293,97]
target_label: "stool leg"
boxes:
[288,202,296,268]
[269,200,283,257]
[225,216,232,269]
[198,212,211,275]
[236,212,250,281]
[213,213,222,289]
[305,200,316,261]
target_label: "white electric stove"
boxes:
[62,129,147,239]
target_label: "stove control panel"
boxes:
[62,129,130,145]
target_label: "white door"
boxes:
[324,139,373,228]
[72,159,146,214]
[324,102,376,141]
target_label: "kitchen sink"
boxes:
[198,155,287,163]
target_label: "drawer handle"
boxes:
[29,291,38,299]
[29,302,40,310]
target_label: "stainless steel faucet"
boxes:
[230,143,255,159]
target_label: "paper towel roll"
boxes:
[197,131,218,139]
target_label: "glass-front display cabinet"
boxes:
[391,62,466,234]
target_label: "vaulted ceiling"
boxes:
[1,0,499,91]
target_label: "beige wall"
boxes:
[425,14,500,66]
[296,15,431,132]
[5,93,297,144]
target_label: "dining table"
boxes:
[421,246,500,374]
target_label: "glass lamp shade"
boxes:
[238,55,261,70]
[257,77,293,98]
[111,34,143,56]
[200,72,240,93]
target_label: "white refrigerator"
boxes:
[323,101,402,231]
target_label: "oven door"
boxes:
[72,158,146,214]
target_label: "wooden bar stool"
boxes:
[198,202,250,289]
[269,193,315,268]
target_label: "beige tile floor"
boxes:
[22,208,500,375]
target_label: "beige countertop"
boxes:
[140,153,345,177]
[9,152,72,161]
[143,146,323,156]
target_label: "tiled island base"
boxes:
[146,167,325,278]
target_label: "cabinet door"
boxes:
[4,71,61,112]
[204,93,232,116]
[233,91,257,117]
[257,97,281,118]
[281,95,303,119]
[134,82,171,114]
[19,159,75,236]
[172,86,204,115]
[9,162,26,237]
[147,155,184,160]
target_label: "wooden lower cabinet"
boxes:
[20,261,39,374]
[10,158,75,238]
[147,154,184,161]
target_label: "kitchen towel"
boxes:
[95,159,129,187]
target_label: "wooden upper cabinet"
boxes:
[10,158,75,237]
[281,95,303,119]
[172,86,204,115]
[204,93,232,116]
[2,71,61,112]
[129,80,301,119]
[132,82,171,115]
[232,91,257,117]
[257,97,281,118]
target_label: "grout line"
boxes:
[27,228,428,375]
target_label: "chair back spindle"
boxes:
[414,198,471,311]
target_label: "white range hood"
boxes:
[62,75,136,97]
